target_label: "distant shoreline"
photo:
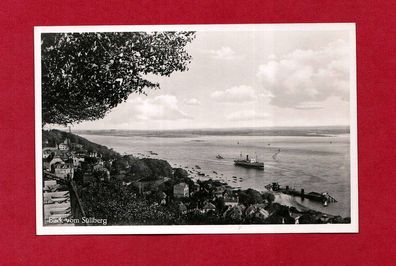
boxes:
[74,126,350,138]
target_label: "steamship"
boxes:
[234,154,264,169]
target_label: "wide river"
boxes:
[80,133,351,217]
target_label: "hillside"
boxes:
[42,129,120,159]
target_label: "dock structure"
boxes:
[265,182,337,205]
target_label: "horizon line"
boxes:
[56,125,351,132]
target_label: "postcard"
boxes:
[35,23,357,234]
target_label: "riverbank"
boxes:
[79,132,351,217]
[43,129,350,225]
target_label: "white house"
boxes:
[72,156,85,167]
[53,163,74,179]
[58,139,70,151]
[43,157,65,171]
[42,147,57,159]
[89,151,98,158]
[202,202,216,213]
[173,182,189,198]
[224,194,239,207]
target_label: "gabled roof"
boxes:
[43,147,57,152]
[54,163,73,169]
[179,202,187,212]
[174,182,188,189]
[224,196,238,203]
[203,202,216,210]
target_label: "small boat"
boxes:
[216,154,224,159]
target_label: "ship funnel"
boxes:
[246,155,249,161]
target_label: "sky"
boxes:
[55,28,354,130]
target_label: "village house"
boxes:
[159,192,167,205]
[224,194,239,207]
[72,156,85,167]
[53,163,74,179]
[202,202,216,213]
[42,147,58,159]
[89,151,99,158]
[178,202,187,214]
[92,163,105,171]
[133,178,165,195]
[223,204,246,220]
[245,204,269,220]
[173,182,189,198]
[58,139,70,151]
[43,156,65,171]
[214,186,226,198]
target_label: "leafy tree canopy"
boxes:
[42,31,196,125]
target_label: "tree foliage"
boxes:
[140,158,173,180]
[80,180,182,225]
[238,188,263,206]
[173,168,189,179]
[41,31,196,125]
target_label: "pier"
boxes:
[265,182,337,206]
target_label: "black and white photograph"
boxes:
[35,24,357,234]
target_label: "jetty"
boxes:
[265,182,337,206]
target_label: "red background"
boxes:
[1,0,395,265]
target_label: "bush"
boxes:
[238,189,263,206]
[141,158,173,180]
[173,168,188,179]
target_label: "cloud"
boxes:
[205,46,240,60]
[256,39,350,108]
[294,102,324,110]
[184,98,201,105]
[211,85,256,102]
[131,95,191,120]
[226,110,268,121]
[102,95,191,123]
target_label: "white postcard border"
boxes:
[35,23,358,235]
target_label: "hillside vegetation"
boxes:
[42,129,120,159]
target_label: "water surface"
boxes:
[80,133,351,217]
